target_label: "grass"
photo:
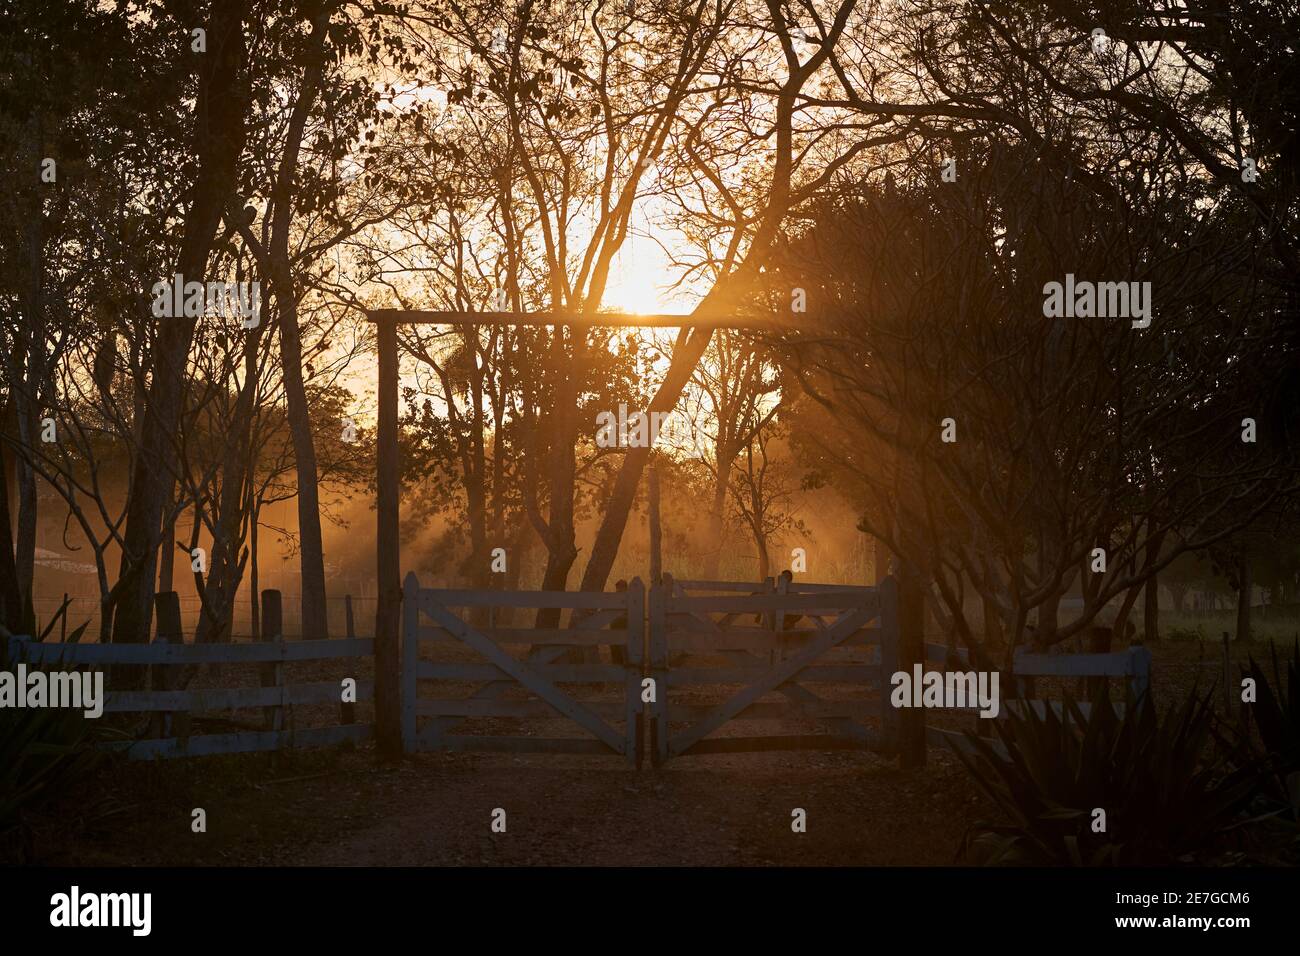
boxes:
[1160,609,1300,644]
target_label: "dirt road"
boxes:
[34,747,983,867]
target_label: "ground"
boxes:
[28,746,984,866]
[15,631,1293,867]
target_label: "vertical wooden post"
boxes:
[402,573,420,752]
[625,577,645,769]
[153,591,185,741]
[1128,645,1152,706]
[649,574,669,766]
[8,634,31,664]
[762,575,776,632]
[1222,631,1232,717]
[773,571,790,662]
[648,465,662,584]
[341,595,356,725]
[375,317,403,757]
[260,589,284,734]
[897,568,926,768]
[878,575,900,755]
[873,537,890,586]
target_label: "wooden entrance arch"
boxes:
[365,309,765,755]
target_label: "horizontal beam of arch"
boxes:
[366,309,770,329]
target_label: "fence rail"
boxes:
[7,575,1157,767]
[923,643,1153,758]
[6,588,373,760]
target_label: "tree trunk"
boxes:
[0,435,25,636]
[702,454,731,579]
[262,7,334,641]
[1144,569,1160,643]
[14,405,36,606]
[874,535,890,585]
[158,498,175,594]
[982,593,1003,654]
[754,528,770,581]
[194,323,262,644]
[1168,582,1188,613]
[15,190,44,611]
[579,326,713,594]
[535,332,579,629]
[1236,556,1252,642]
[648,464,662,583]
[249,502,260,639]
[277,306,329,639]
[111,1,249,648]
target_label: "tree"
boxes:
[766,136,1296,664]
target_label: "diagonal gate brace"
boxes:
[422,599,626,752]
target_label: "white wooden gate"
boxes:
[401,574,644,765]
[646,574,898,764]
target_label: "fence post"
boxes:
[6,634,31,672]
[402,573,420,753]
[1128,644,1152,706]
[625,577,646,769]
[649,574,670,766]
[774,572,790,663]
[762,575,776,631]
[260,590,284,735]
[897,570,926,767]
[153,591,185,741]
[341,595,357,726]
[879,576,900,755]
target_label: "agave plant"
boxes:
[953,689,1260,865]
[0,617,102,861]
[1243,641,1300,775]
[1228,640,1300,819]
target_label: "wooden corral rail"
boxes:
[648,573,901,763]
[402,573,645,765]
[5,589,373,759]
[923,643,1154,758]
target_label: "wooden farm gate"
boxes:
[401,573,644,765]
[646,574,901,764]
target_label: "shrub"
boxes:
[1229,641,1300,821]
[953,690,1259,865]
[0,620,103,861]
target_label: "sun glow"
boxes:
[602,234,685,315]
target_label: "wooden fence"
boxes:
[6,589,373,759]
[922,642,1154,757]
[4,574,1154,766]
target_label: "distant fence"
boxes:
[6,589,374,759]
[921,640,1153,757]
[29,591,378,643]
